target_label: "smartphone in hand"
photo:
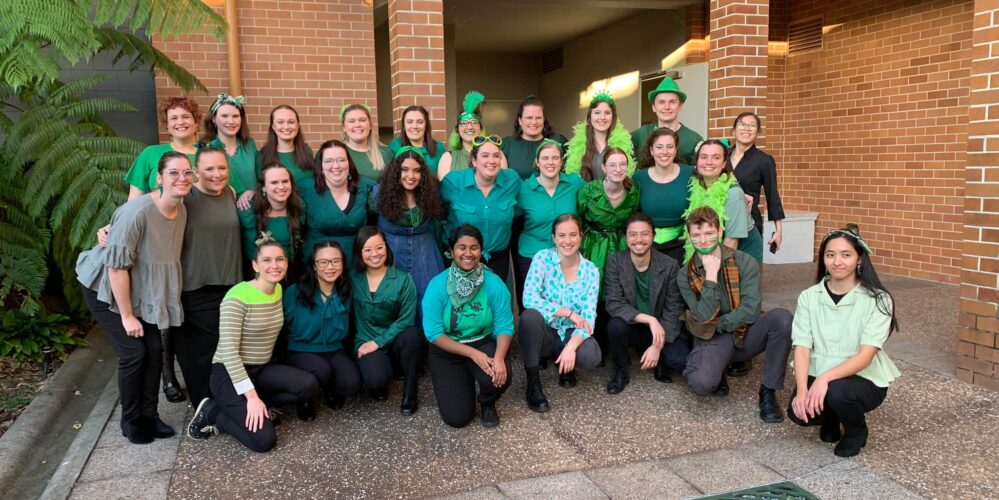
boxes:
[769,241,778,254]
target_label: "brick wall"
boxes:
[709,0,770,140]
[956,0,999,390]
[152,0,378,149]
[387,0,447,142]
[769,0,973,283]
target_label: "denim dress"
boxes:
[377,211,444,324]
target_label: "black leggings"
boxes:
[787,375,888,438]
[173,285,228,404]
[284,349,361,398]
[518,309,602,370]
[82,286,162,423]
[483,247,511,283]
[513,252,533,312]
[607,317,690,374]
[428,337,510,428]
[355,327,425,391]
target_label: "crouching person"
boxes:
[677,207,792,423]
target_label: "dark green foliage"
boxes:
[0,310,85,362]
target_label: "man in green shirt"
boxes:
[631,78,703,166]
[677,206,792,423]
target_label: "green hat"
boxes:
[647,77,687,104]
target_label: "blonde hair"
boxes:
[340,103,385,172]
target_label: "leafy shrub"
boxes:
[0,310,86,362]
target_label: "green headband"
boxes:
[210,93,245,115]
[590,89,615,108]
[535,138,563,159]
[459,90,485,123]
[340,103,370,121]
[394,145,425,160]
[823,224,874,255]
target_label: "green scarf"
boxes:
[446,261,485,310]
[681,173,737,263]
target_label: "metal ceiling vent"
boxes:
[542,46,564,73]
[788,16,823,54]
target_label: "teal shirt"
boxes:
[350,267,417,351]
[515,173,585,258]
[632,166,693,228]
[123,143,197,193]
[347,145,393,182]
[282,284,350,353]
[237,207,303,261]
[501,134,568,179]
[440,168,522,256]
[388,137,446,174]
[208,137,260,194]
[298,176,375,265]
[421,269,514,344]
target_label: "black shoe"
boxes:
[400,375,419,416]
[820,416,842,443]
[558,370,577,388]
[268,407,284,426]
[758,385,784,423]
[727,360,751,377]
[606,371,630,395]
[142,416,176,438]
[296,400,317,422]
[323,393,346,410]
[369,387,389,401]
[524,367,549,413]
[121,417,154,444]
[163,382,186,403]
[711,375,729,397]
[480,403,500,428]
[400,398,419,416]
[653,363,674,383]
[834,426,868,457]
[187,398,217,440]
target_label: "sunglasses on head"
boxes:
[471,134,503,147]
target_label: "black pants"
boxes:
[653,238,684,266]
[518,309,601,370]
[513,252,533,312]
[607,317,691,374]
[428,337,510,428]
[173,285,228,405]
[683,308,793,395]
[787,375,888,438]
[356,327,425,391]
[285,349,361,398]
[208,362,318,453]
[483,247,511,283]
[82,286,162,423]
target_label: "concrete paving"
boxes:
[65,264,997,499]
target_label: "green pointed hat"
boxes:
[647,77,687,104]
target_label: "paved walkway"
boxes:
[66,264,998,499]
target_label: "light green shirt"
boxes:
[791,280,901,388]
[123,143,197,193]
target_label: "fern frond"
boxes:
[95,29,208,94]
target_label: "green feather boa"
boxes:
[681,173,737,263]
[564,121,635,177]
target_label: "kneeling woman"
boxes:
[788,225,900,458]
[187,238,319,453]
[351,227,424,416]
[422,225,514,428]
[519,214,601,412]
[282,241,362,418]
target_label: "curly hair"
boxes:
[638,127,679,169]
[377,150,444,222]
[160,96,201,124]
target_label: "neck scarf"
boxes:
[686,247,749,348]
[445,261,485,310]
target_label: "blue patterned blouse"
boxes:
[522,248,600,341]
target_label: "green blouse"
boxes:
[577,180,640,295]
[270,148,314,182]
[123,143,197,193]
[347,145,392,182]
[298,176,375,265]
[350,267,417,351]
[207,137,261,194]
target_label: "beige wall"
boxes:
[540,10,687,135]
[454,51,541,135]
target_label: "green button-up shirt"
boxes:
[350,266,417,351]
[440,168,522,256]
[515,173,584,258]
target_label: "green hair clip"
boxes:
[459,91,485,122]
[823,223,874,255]
[340,103,370,121]
[394,145,425,160]
[590,89,615,109]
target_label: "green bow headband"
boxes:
[394,145,425,160]
[590,89,615,108]
[340,103,370,121]
[210,93,246,115]
[823,224,874,255]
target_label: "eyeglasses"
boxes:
[471,134,503,147]
[736,122,759,131]
[164,170,195,179]
[459,120,480,129]
[315,258,343,268]
[626,231,653,238]
[323,157,349,165]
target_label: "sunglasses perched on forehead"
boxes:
[471,134,503,147]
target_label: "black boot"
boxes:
[480,403,500,428]
[558,370,577,388]
[323,392,346,410]
[160,328,186,403]
[141,415,176,438]
[834,425,868,457]
[297,399,317,422]
[711,374,729,397]
[606,371,629,395]
[727,359,751,377]
[400,375,419,416]
[121,417,154,445]
[524,367,549,413]
[653,363,673,383]
[820,416,842,443]
[758,385,784,423]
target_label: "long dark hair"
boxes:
[312,139,359,195]
[582,100,617,181]
[353,226,393,272]
[260,105,314,174]
[399,105,437,158]
[513,95,555,138]
[638,127,680,169]
[297,241,351,309]
[377,150,444,222]
[816,230,899,336]
[692,139,734,189]
[254,162,303,258]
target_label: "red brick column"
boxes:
[957,0,999,390]
[684,2,709,64]
[387,0,447,142]
[707,0,769,141]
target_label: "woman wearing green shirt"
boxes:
[259,105,314,182]
[351,227,423,416]
[201,93,260,207]
[299,139,375,266]
[632,128,693,264]
[123,96,201,199]
[238,162,304,280]
[514,138,584,309]
[502,95,568,179]
[788,226,900,458]
[341,103,391,181]
[422,225,514,428]
[388,105,446,173]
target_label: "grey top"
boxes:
[181,187,243,291]
[604,249,685,343]
[591,148,606,180]
[76,195,187,329]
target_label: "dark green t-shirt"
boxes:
[635,268,652,315]
[501,134,568,179]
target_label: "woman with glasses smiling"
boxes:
[440,134,523,281]
[728,112,786,252]
[437,91,508,179]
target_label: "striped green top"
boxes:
[213,281,284,395]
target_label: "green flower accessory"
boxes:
[590,89,616,109]
[339,103,370,120]
[458,91,485,122]
[394,145,425,160]
[210,93,245,115]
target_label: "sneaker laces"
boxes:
[198,424,218,436]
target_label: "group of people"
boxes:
[76,78,900,459]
